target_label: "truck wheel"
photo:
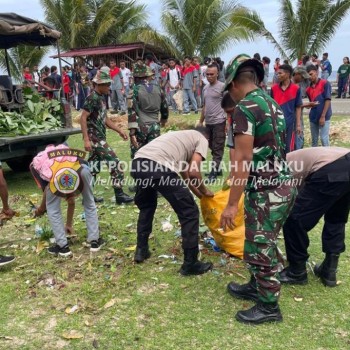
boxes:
[6,156,33,172]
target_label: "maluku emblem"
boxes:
[49,160,83,197]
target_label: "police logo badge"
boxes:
[48,150,86,198]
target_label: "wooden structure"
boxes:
[51,42,172,69]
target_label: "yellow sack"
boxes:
[200,190,245,259]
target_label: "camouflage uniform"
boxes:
[231,88,297,303]
[128,77,168,158]
[84,90,124,187]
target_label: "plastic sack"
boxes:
[200,190,245,259]
[172,90,183,111]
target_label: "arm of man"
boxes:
[119,71,124,92]
[295,87,303,134]
[128,88,139,148]
[320,81,332,126]
[80,110,92,151]
[0,169,15,217]
[106,116,128,141]
[160,88,169,126]
[319,99,331,126]
[181,153,213,199]
[220,134,253,230]
[199,104,205,125]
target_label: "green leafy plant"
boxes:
[0,88,63,136]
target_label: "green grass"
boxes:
[0,112,349,350]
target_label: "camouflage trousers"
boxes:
[244,183,297,303]
[130,122,160,159]
[88,139,124,188]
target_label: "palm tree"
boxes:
[125,0,263,58]
[0,46,49,82]
[40,0,148,50]
[232,0,350,61]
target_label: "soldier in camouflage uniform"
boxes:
[128,65,168,159]
[220,54,297,324]
[80,66,133,205]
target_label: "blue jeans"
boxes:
[169,90,178,112]
[321,71,330,80]
[77,84,89,110]
[310,120,330,147]
[295,115,304,150]
[183,89,198,113]
[337,77,348,97]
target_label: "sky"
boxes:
[1,0,350,72]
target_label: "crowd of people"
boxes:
[1,50,349,327]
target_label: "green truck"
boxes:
[0,13,81,171]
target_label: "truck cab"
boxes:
[0,13,81,171]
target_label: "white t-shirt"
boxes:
[201,65,208,85]
[168,68,180,90]
[121,67,131,86]
[134,130,208,174]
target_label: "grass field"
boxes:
[0,111,349,350]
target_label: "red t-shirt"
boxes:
[23,73,33,81]
[110,67,120,79]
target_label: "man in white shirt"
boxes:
[166,58,182,113]
[120,60,131,102]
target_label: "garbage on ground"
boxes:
[78,212,86,221]
[35,224,44,237]
[203,237,222,252]
[161,215,173,232]
[158,254,177,260]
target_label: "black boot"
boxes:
[179,247,213,276]
[314,253,340,287]
[114,188,134,205]
[227,275,259,302]
[207,169,217,183]
[235,302,283,324]
[279,262,308,285]
[134,246,151,263]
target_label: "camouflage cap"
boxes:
[144,66,155,77]
[92,66,112,84]
[223,53,265,90]
[133,64,154,78]
[133,63,147,78]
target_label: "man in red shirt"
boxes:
[270,64,302,153]
[109,59,125,114]
[23,65,33,81]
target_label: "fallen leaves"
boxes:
[61,330,84,339]
[36,240,49,254]
[293,296,303,302]
[125,245,136,251]
[103,298,116,309]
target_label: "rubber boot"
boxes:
[114,188,134,205]
[314,253,340,287]
[235,302,283,324]
[134,246,151,263]
[227,275,259,302]
[179,247,213,276]
[279,262,308,285]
